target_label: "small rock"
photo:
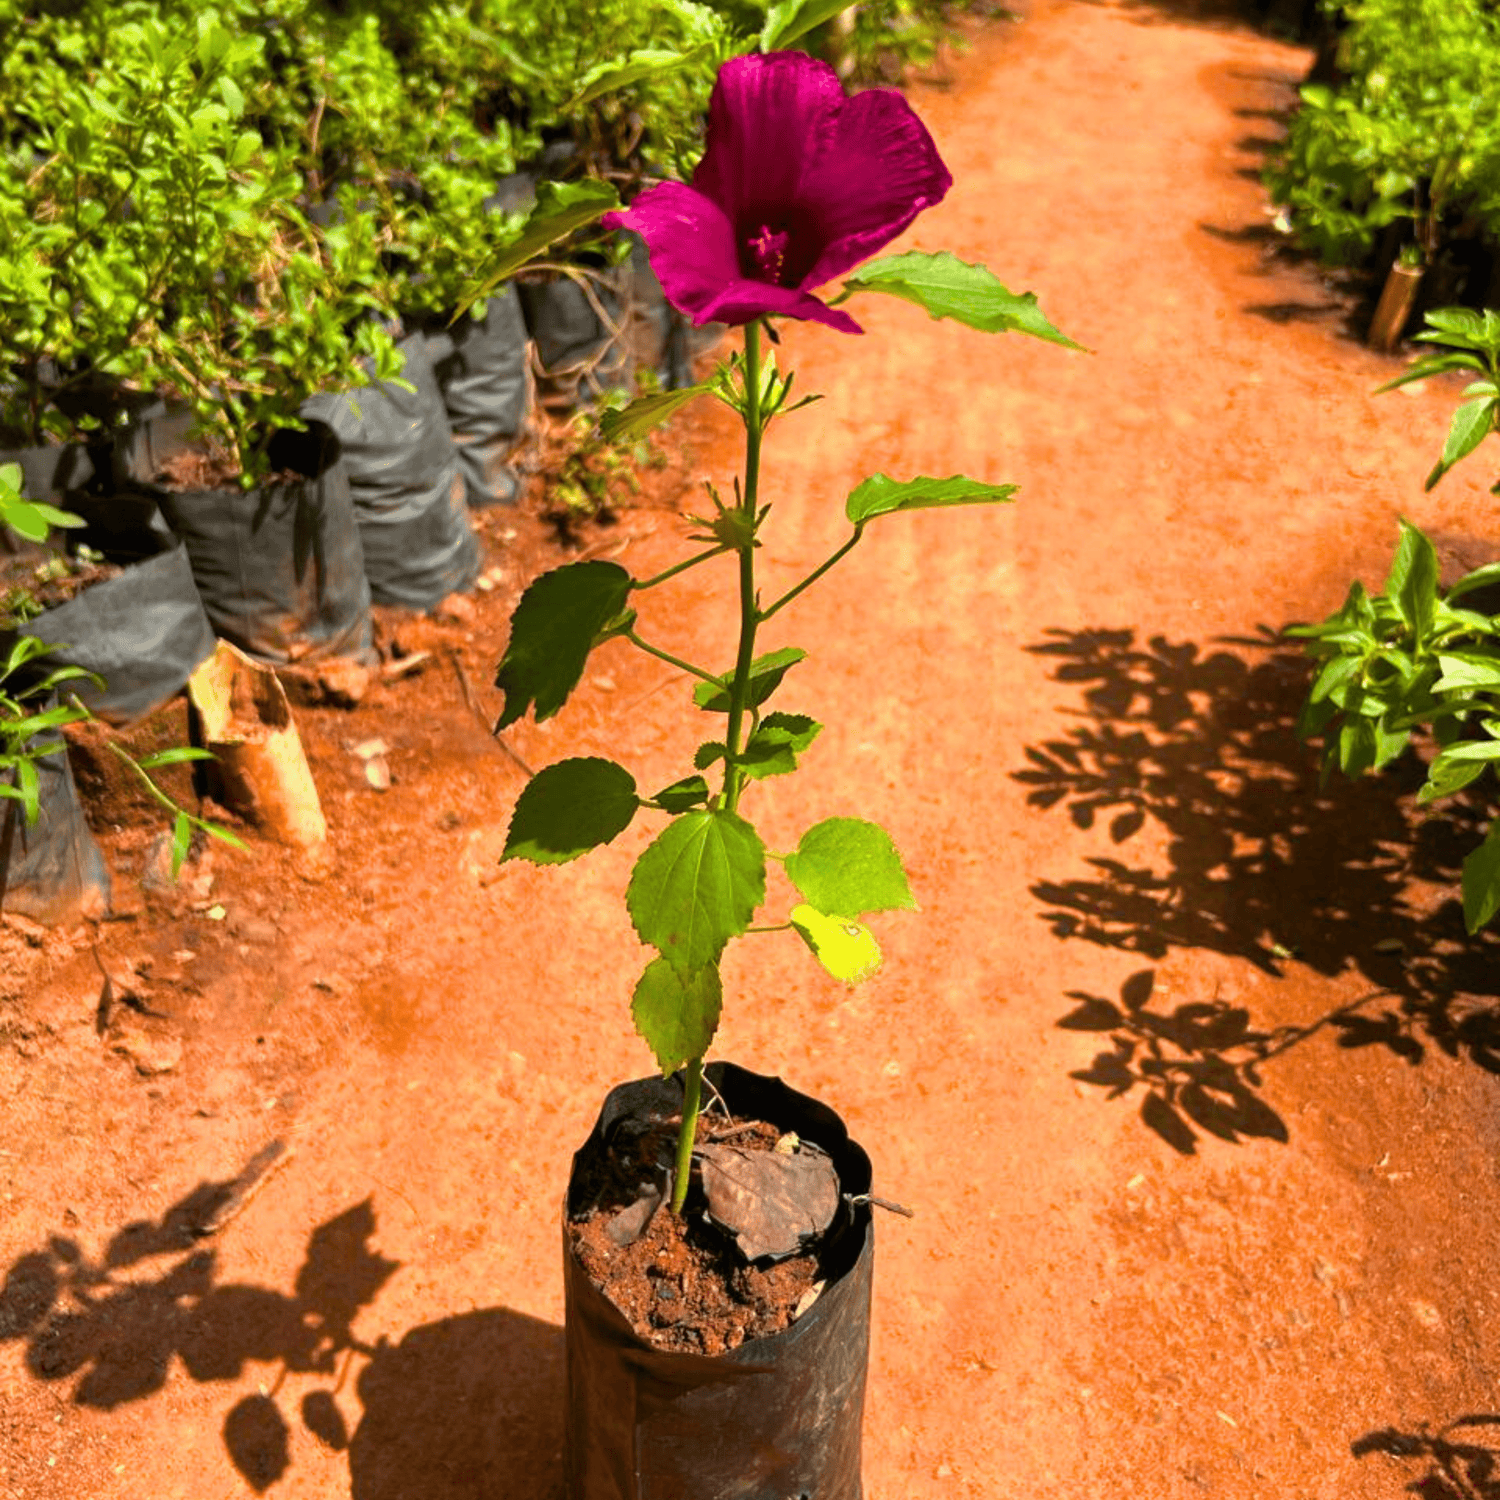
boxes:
[109,1019,182,1077]
[352,739,388,760]
[364,757,392,791]
[381,652,431,682]
[433,593,477,625]
[280,657,370,709]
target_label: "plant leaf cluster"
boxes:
[1264,0,1500,267]
[496,251,1075,1081]
[1292,307,1500,932]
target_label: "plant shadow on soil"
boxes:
[1015,627,1500,1152]
[1351,1414,1500,1500]
[0,1180,564,1495]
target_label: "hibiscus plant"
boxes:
[494,49,1080,1211]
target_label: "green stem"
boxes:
[759,526,865,623]
[669,324,768,1217]
[670,1057,703,1214]
[632,544,732,592]
[622,629,721,686]
[720,322,765,816]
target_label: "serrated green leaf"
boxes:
[739,712,822,780]
[571,44,712,107]
[1447,562,1500,603]
[844,473,1018,526]
[761,0,854,50]
[789,904,883,985]
[494,561,633,729]
[503,757,639,864]
[1463,821,1500,933]
[1426,397,1497,489]
[785,817,916,917]
[693,647,805,713]
[626,809,765,971]
[631,957,723,1075]
[653,774,711,812]
[842,251,1086,350]
[598,382,712,443]
[460,179,621,312]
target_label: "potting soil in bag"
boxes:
[20,541,216,724]
[157,422,374,666]
[0,721,111,925]
[304,333,480,609]
[564,1063,873,1500]
[425,286,530,509]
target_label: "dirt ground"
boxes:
[6,1,1500,1496]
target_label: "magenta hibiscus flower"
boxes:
[603,51,952,335]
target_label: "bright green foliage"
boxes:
[1265,0,1500,266]
[0,465,83,545]
[693,647,806,712]
[599,383,716,443]
[632,957,723,1075]
[785,816,916,918]
[493,562,634,730]
[845,472,1019,524]
[1291,515,1500,933]
[503,757,639,864]
[0,634,238,874]
[760,0,854,51]
[842,251,1084,348]
[1376,308,1500,489]
[461,180,622,313]
[626,809,767,972]
[789,903,883,984]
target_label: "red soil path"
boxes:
[5,2,1500,1497]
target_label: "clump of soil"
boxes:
[569,1111,825,1356]
[153,447,243,491]
[0,547,123,628]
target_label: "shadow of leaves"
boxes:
[1353,1415,1500,1500]
[1062,967,1295,1152]
[0,1157,395,1492]
[1018,628,1500,1088]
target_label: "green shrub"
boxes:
[1266,0,1500,268]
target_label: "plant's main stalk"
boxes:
[670,323,765,1215]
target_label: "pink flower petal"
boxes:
[692,52,844,248]
[697,278,863,335]
[797,86,953,291]
[602,183,742,325]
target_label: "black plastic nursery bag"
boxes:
[1,443,95,503]
[21,542,215,724]
[0,716,111,925]
[304,333,480,609]
[564,1062,873,1500]
[426,285,530,509]
[157,423,374,666]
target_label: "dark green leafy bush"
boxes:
[1266,0,1500,269]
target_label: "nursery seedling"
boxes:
[496,50,1079,1212]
